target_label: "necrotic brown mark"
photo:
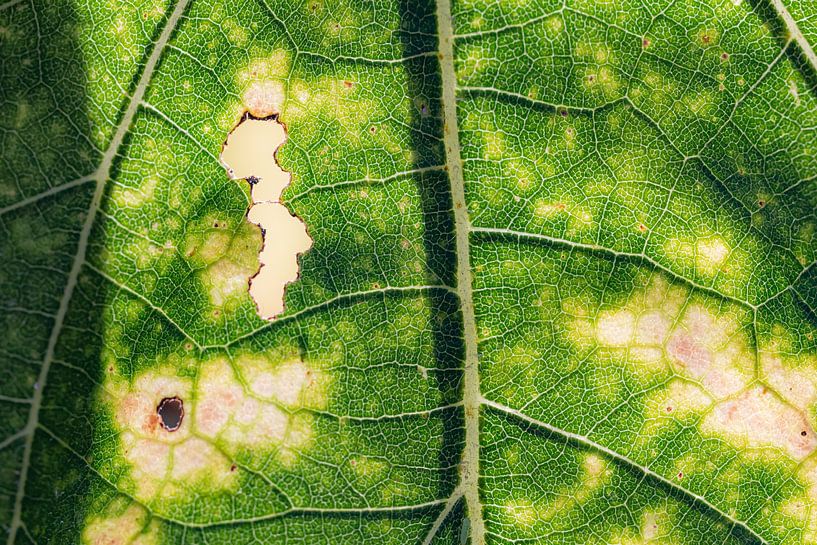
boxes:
[157,397,184,432]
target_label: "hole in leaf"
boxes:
[158,396,184,432]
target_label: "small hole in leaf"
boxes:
[158,397,184,432]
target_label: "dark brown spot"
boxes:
[757,200,766,208]
[638,223,648,232]
[721,52,729,61]
[642,37,650,48]
[677,472,684,479]
[802,431,808,437]
[343,80,353,88]
[230,463,238,472]
[158,397,184,432]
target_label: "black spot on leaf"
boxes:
[158,397,184,432]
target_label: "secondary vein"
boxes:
[5,1,192,542]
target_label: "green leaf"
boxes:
[1,0,816,543]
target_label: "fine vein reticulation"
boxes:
[1,0,816,544]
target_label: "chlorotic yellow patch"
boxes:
[104,352,330,502]
[184,218,263,314]
[82,500,159,545]
[702,386,817,460]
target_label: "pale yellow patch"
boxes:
[237,51,291,85]
[646,380,712,420]
[207,259,254,307]
[483,131,505,161]
[762,353,817,411]
[349,455,388,483]
[186,220,262,311]
[533,199,567,219]
[195,355,327,461]
[114,177,158,208]
[666,304,751,398]
[540,453,610,520]
[504,499,538,528]
[83,502,158,545]
[108,367,235,501]
[795,459,817,541]
[584,65,621,98]
[220,117,313,320]
[682,90,715,117]
[107,353,329,501]
[703,386,817,460]
[545,15,563,35]
[695,236,730,274]
[596,310,635,347]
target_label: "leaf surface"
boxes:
[1,0,816,543]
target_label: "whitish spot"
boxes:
[242,81,285,119]
[666,305,750,398]
[703,386,817,460]
[641,511,659,541]
[762,353,817,411]
[596,310,635,347]
[185,220,261,311]
[82,502,158,545]
[789,79,801,106]
[114,177,158,208]
[220,116,312,319]
[589,277,753,395]
[195,355,327,464]
[696,236,729,273]
[664,235,740,279]
[109,368,234,500]
[106,354,328,501]
[579,275,817,460]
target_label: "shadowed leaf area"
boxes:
[1,0,816,543]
